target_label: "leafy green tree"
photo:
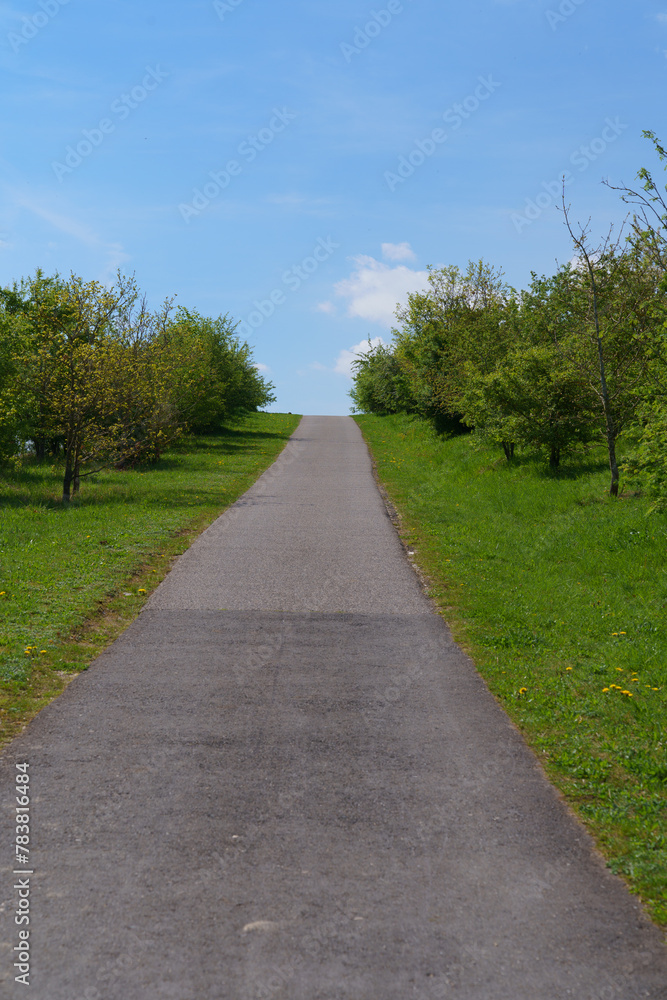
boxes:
[0,271,74,460]
[559,204,660,495]
[105,297,202,465]
[0,305,27,461]
[1,268,279,497]
[6,271,141,498]
[349,340,413,415]
[604,132,667,504]
[168,309,276,432]
[464,343,598,466]
[391,259,514,433]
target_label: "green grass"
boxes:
[0,411,300,743]
[356,412,667,929]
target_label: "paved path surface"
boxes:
[1,415,666,1000]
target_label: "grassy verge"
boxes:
[356,412,667,928]
[0,411,300,747]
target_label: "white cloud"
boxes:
[334,254,429,327]
[381,241,416,262]
[254,362,271,373]
[333,336,386,377]
[315,300,336,314]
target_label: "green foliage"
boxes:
[4,271,155,497]
[349,229,666,482]
[0,303,28,459]
[0,270,276,497]
[625,399,667,510]
[464,343,598,466]
[347,136,667,487]
[392,259,513,429]
[173,308,276,431]
[349,340,413,415]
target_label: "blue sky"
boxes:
[2,0,666,415]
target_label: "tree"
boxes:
[391,259,514,434]
[0,271,74,461]
[605,130,667,271]
[168,309,276,433]
[1,268,279,496]
[106,295,203,465]
[349,340,413,415]
[604,132,667,505]
[7,271,141,499]
[560,198,659,496]
[464,343,598,466]
[0,302,27,461]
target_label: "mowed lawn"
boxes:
[0,411,300,743]
[356,412,667,928]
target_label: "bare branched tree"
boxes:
[603,130,667,270]
[560,189,626,496]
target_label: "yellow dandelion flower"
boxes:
[619,631,626,635]
[519,687,527,694]
[616,668,624,672]
[40,650,47,654]
[565,667,573,672]
[621,690,633,697]
[602,688,610,693]
[138,589,146,594]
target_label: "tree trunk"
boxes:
[62,458,74,502]
[63,431,78,502]
[605,420,619,497]
[561,199,620,498]
[34,436,46,462]
[502,441,515,461]
[593,298,619,496]
[549,444,560,467]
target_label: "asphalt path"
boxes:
[0,415,665,999]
